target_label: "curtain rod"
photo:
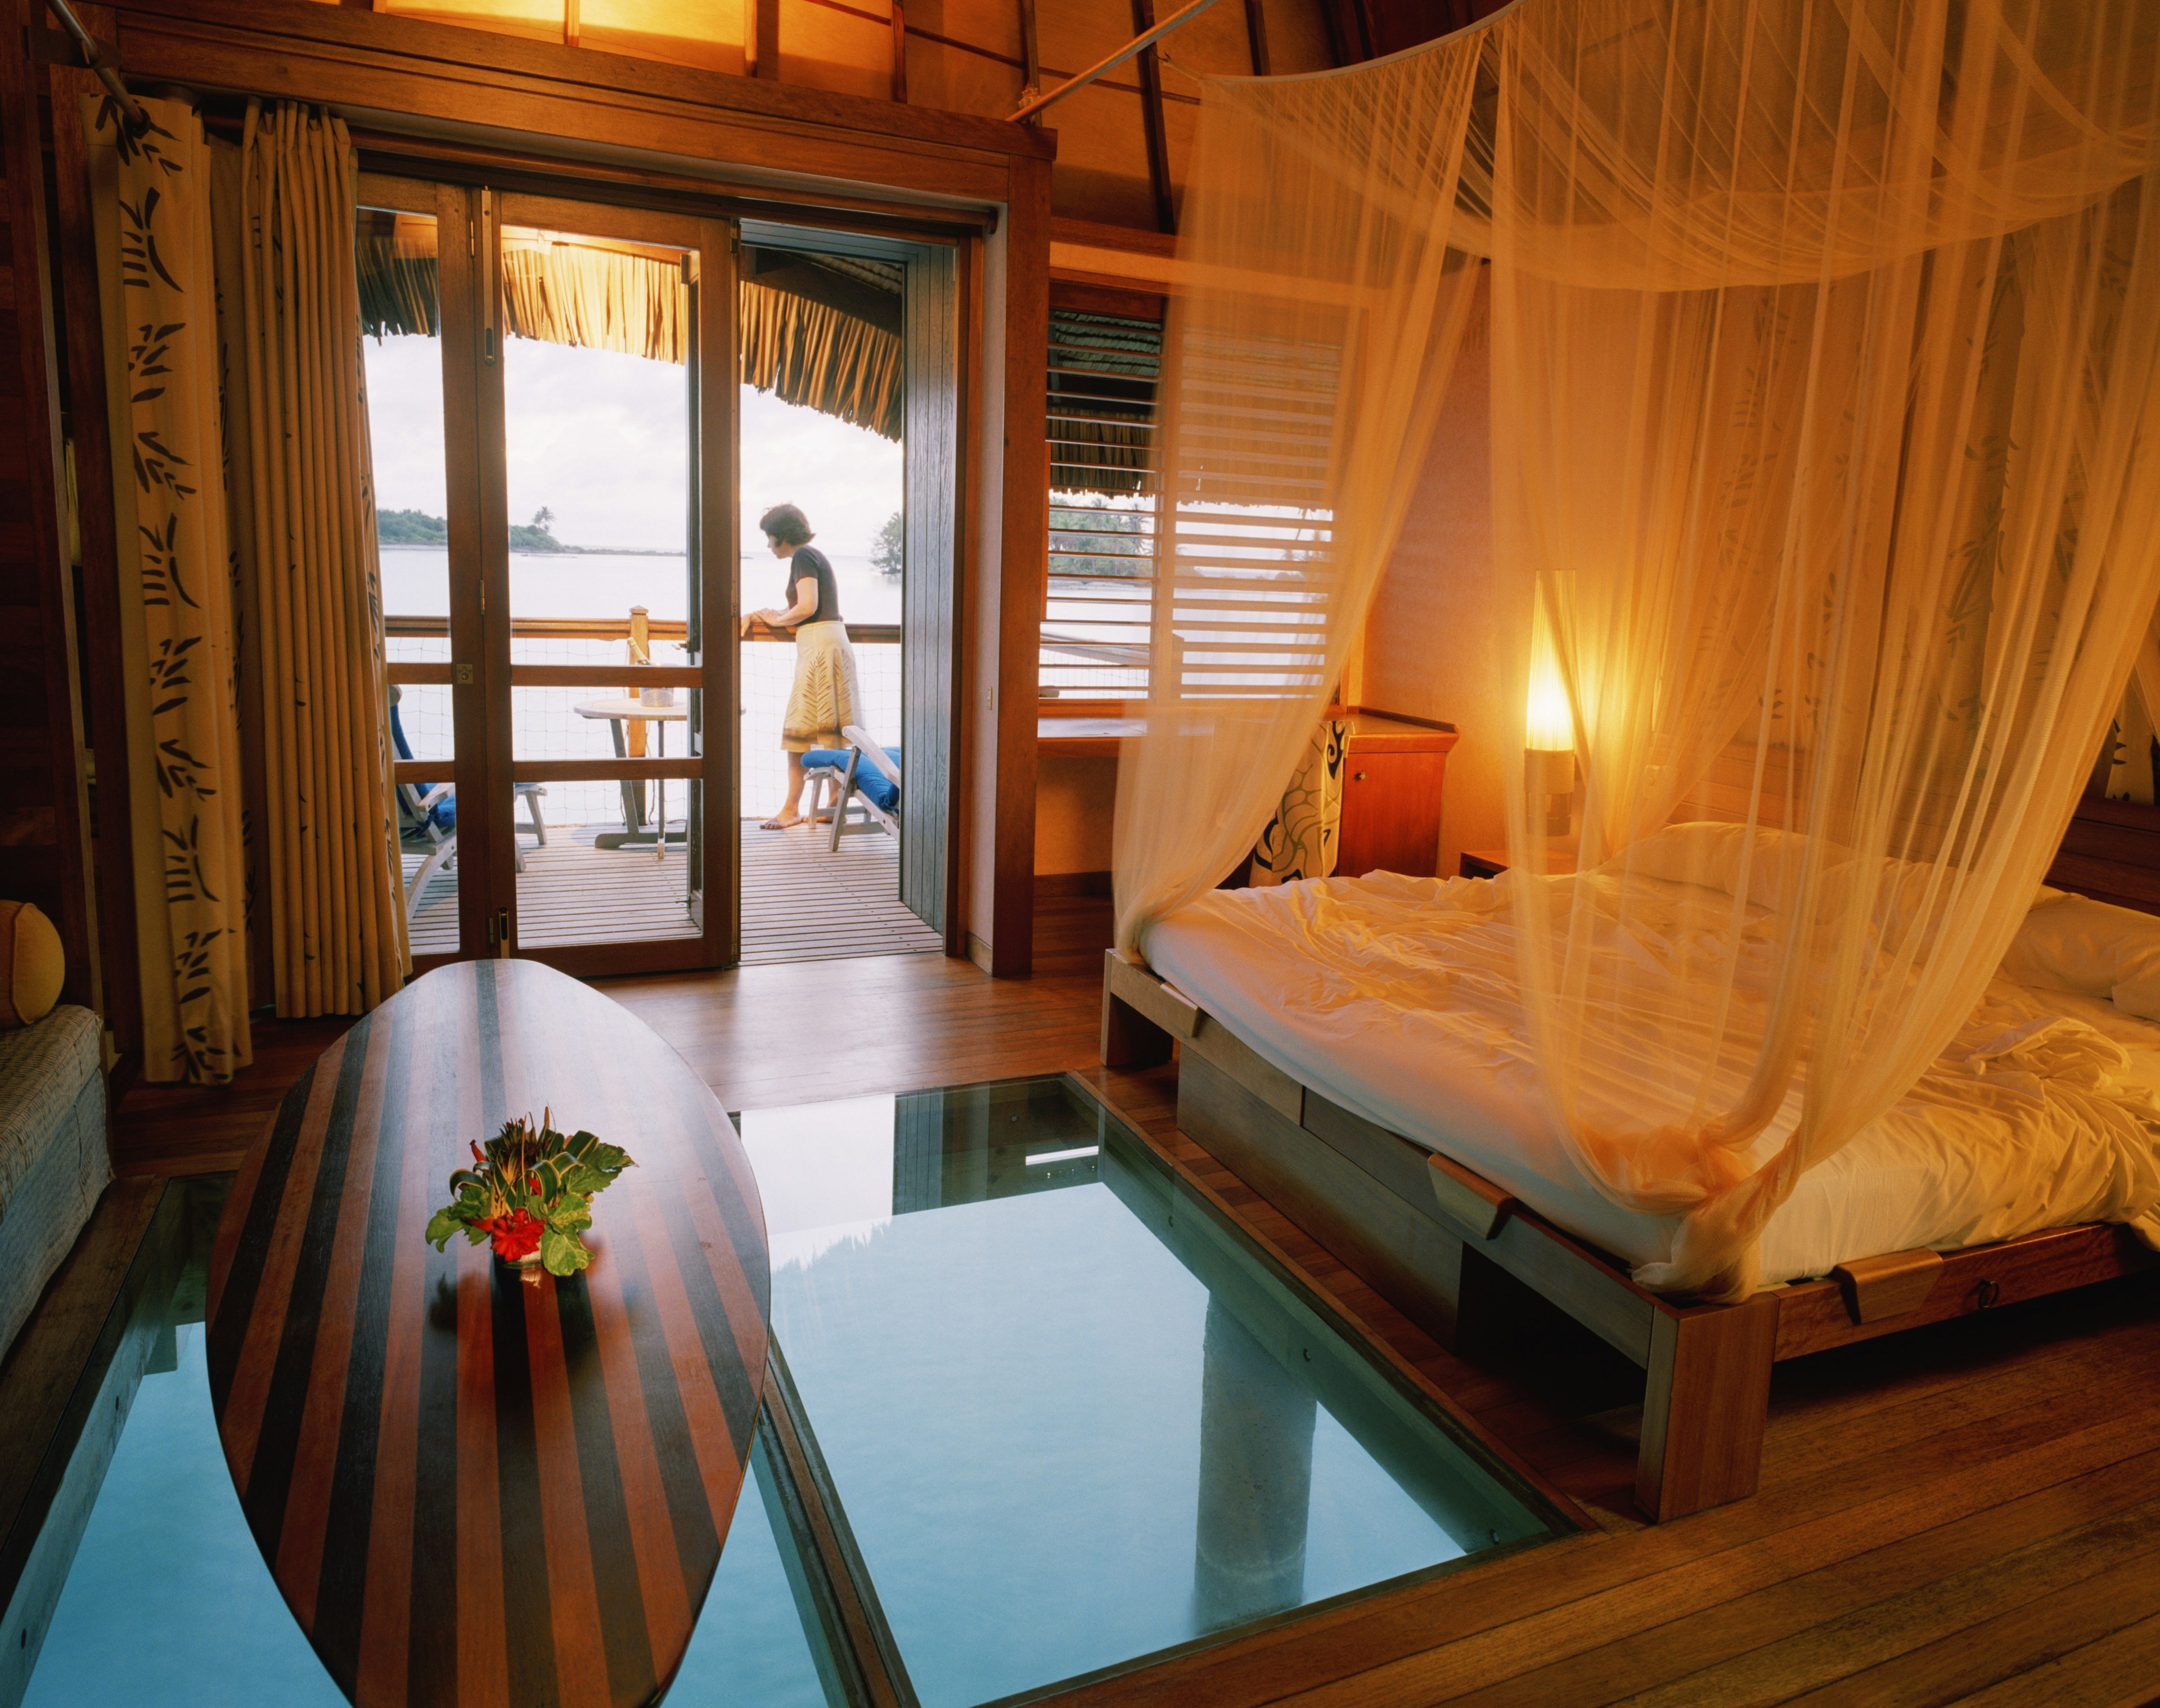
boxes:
[1012,0,1225,123]
[44,0,148,135]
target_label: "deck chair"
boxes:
[391,695,547,920]
[809,726,901,853]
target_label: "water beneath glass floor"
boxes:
[22,1079,1556,1708]
[740,1076,1559,1708]
[20,1185,832,1708]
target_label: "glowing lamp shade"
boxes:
[1524,590,1574,753]
[1526,586,1576,837]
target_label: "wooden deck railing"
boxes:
[384,614,903,646]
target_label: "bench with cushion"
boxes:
[0,1004,109,1363]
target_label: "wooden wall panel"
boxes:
[902,33,1022,124]
[779,0,895,102]
[581,0,750,75]
[0,0,98,1013]
[902,242,960,937]
[988,151,1048,973]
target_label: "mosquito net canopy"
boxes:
[1114,0,2160,1296]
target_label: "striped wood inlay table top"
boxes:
[205,959,771,1708]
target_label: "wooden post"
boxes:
[626,605,650,759]
[752,0,780,78]
[1636,1295,1779,1522]
[1101,949,1178,1067]
[890,0,907,102]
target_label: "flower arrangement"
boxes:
[426,1111,634,1284]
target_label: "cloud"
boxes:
[362,333,904,558]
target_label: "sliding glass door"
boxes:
[364,174,738,975]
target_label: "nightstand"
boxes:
[1459,848,1580,879]
[1336,713,1460,879]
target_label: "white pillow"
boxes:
[1619,821,1820,910]
[2002,890,2160,1019]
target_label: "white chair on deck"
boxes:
[816,725,901,853]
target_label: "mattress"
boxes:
[1142,871,2160,1287]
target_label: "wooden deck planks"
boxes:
[403,822,940,964]
[739,821,941,965]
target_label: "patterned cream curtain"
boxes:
[1117,0,2160,1297]
[83,96,253,1085]
[215,101,409,1019]
[1249,722,1346,887]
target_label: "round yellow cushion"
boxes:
[0,902,65,1029]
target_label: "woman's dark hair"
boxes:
[759,503,814,546]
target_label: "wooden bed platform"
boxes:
[1101,947,2159,1523]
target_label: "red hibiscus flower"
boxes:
[477,1207,543,1262]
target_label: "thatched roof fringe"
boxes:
[739,280,902,439]
[356,220,901,440]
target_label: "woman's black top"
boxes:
[786,547,843,624]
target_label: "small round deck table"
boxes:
[205,959,770,1708]
[574,696,690,856]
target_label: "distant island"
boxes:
[376,505,679,556]
[378,507,448,545]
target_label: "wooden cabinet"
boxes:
[1334,714,1459,879]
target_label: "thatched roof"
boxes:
[356,212,902,439]
[1048,307,1160,496]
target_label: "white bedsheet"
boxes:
[1142,871,2160,1287]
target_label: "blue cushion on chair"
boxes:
[803,745,900,814]
[390,702,456,832]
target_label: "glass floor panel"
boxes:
[16,1180,841,1708]
[17,1077,1561,1708]
[740,1075,1565,1708]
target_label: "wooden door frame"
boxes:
[479,193,739,978]
[60,0,1052,978]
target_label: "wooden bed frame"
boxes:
[1101,946,2159,1523]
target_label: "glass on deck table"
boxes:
[20,1179,841,1708]
[739,1077,1559,1708]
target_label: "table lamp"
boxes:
[1526,595,1575,838]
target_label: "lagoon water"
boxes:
[378,546,902,628]
[381,547,903,821]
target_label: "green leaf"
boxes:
[424,1206,464,1250]
[540,1228,590,1276]
[545,1199,592,1234]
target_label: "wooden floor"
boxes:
[85,934,2160,1705]
[402,819,942,964]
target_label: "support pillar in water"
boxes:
[1190,1295,1317,1631]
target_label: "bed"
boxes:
[1102,819,2160,1521]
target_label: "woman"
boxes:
[746,503,863,829]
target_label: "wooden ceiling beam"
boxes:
[752,0,780,78]
[1131,0,1175,235]
[1243,0,1271,74]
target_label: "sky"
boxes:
[362,332,905,560]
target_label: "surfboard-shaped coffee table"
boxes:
[205,959,769,1708]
